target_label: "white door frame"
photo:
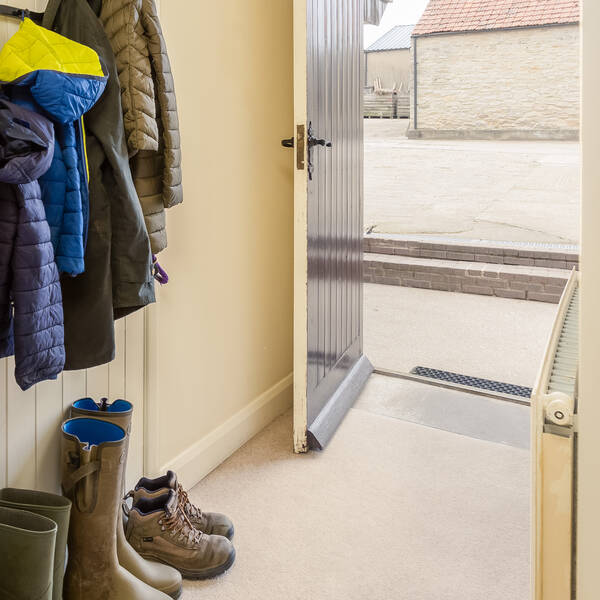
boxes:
[577,1,600,597]
[292,0,309,454]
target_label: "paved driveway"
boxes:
[364,119,580,244]
[364,283,556,386]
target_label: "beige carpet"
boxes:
[183,408,529,600]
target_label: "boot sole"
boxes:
[140,548,236,581]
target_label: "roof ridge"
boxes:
[366,23,417,52]
[413,0,580,37]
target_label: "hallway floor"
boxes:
[184,377,530,600]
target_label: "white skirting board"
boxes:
[159,373,293,489]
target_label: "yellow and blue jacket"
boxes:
[0,17,107,276]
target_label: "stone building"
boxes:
[365,24,415,93]
[409,0,580,139]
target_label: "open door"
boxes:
[292,0,373,453]
[531,269,579,600]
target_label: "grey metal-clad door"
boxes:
[293,0,372,452]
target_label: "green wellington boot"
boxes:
[70,399,182,599]
[133,470,234,539]
[0,505,57,599]
[61,417,171,600]
[0,488,71,600]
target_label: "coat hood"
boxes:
[0,98,55,184]
[0,18,107,123]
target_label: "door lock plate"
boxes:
[297,124,305,171]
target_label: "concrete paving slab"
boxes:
[364,282,557,387]
[355,373,530,449]
[365,119,580,243]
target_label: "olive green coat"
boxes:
[43,0,155,370]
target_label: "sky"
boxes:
[364,0,430,48]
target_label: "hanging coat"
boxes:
[99,0,183,254]
[0,18,108,277]
[42,0,156,371]
[0,99,66,390]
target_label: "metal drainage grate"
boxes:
[410,366,532,399]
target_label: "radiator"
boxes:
[531,268,579,600]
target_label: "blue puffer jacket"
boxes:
[0,18,108,276]
[0,98,65,390]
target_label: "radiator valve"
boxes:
[544,392,575,427]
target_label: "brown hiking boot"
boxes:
[133,471,234,539]
[126,489,236,580]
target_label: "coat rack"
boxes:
[0,4,43,22]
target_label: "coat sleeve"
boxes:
[100,0,159,155]
[0,183,17,360]
[11,182,65,391]
[141,0,183,209]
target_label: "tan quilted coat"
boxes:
[100,0,182,253]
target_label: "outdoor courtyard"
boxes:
[362,118,577,385]
[364,119,581,244]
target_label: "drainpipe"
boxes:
[412,36,418,130]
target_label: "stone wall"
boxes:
[410,24,580,135]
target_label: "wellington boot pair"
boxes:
[69,398,182,599]
[0,488,71,600]
[61,416,174,600]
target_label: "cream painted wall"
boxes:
[578,1,599,597]
[149,1,294,483]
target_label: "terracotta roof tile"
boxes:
[413,0,579,36]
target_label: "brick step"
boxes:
[363,234,579,271]
[363,252,569,303]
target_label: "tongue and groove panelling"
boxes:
[0,1,148,494]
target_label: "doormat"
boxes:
[410,367,532,399]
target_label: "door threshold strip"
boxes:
[373,367,531,406]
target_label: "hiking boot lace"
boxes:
[159,503,205,546]
[177,483,204,520]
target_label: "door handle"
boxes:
[307,121,332,180]
[281,137,294,148]
[307,122,332,148]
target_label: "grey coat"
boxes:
[43,0,156,370]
